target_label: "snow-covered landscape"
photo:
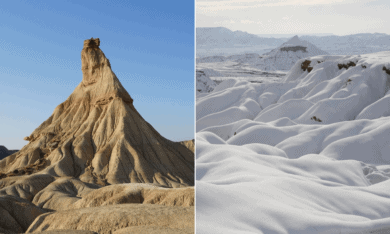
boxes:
[196,35,328,93]
[196,28,390,93]
[197,27,390,58]
[196,44,390,232]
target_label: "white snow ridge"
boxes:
[256,35,329,71]
[196,51,390,234]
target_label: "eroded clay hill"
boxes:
[0,38,194,188]
[0,38,194,234]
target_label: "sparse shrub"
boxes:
[307,67,313,72]
[361,65,366,69]
[234,132,236,136]
[338,61,357,70]
[301,60,311,72]
[311,116,322,122]
[383,66,390,75]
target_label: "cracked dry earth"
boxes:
[0,38,194,234]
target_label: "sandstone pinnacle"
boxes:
[0,38,194,188]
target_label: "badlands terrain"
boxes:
[196,46,390,232]
[0,38,194,234]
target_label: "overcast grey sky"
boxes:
[196,0,390,35]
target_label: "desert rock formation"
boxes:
[180,139,195,153]
[0,38,194,234]
[0,38,193,188]
[26,204,194,234]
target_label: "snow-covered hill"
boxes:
[196,51,390,233]
[254,35,329,71]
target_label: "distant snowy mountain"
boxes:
[196,70,217,93]
[196,27,285,46]
[196,27,286,57]
[257,33,334,38]
[196,28,390,58]
[301,33,390,55]
[254,35,329,71]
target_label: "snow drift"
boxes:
[196,51,390,233]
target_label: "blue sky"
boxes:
[0,0,194,149]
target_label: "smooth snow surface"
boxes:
[196,51,390,234]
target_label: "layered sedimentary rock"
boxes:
[180,139,195,153]
[31,179,194,211]
[26,204,194,234]
[0,38,194,188]
[0,195,45,234]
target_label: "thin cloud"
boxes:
[197,0,375,11]
[241,20,255,24]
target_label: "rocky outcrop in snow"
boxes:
[196,70,217,93]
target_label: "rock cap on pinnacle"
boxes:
[84,37,100,49]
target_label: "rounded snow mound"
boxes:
[196,51,390,234]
